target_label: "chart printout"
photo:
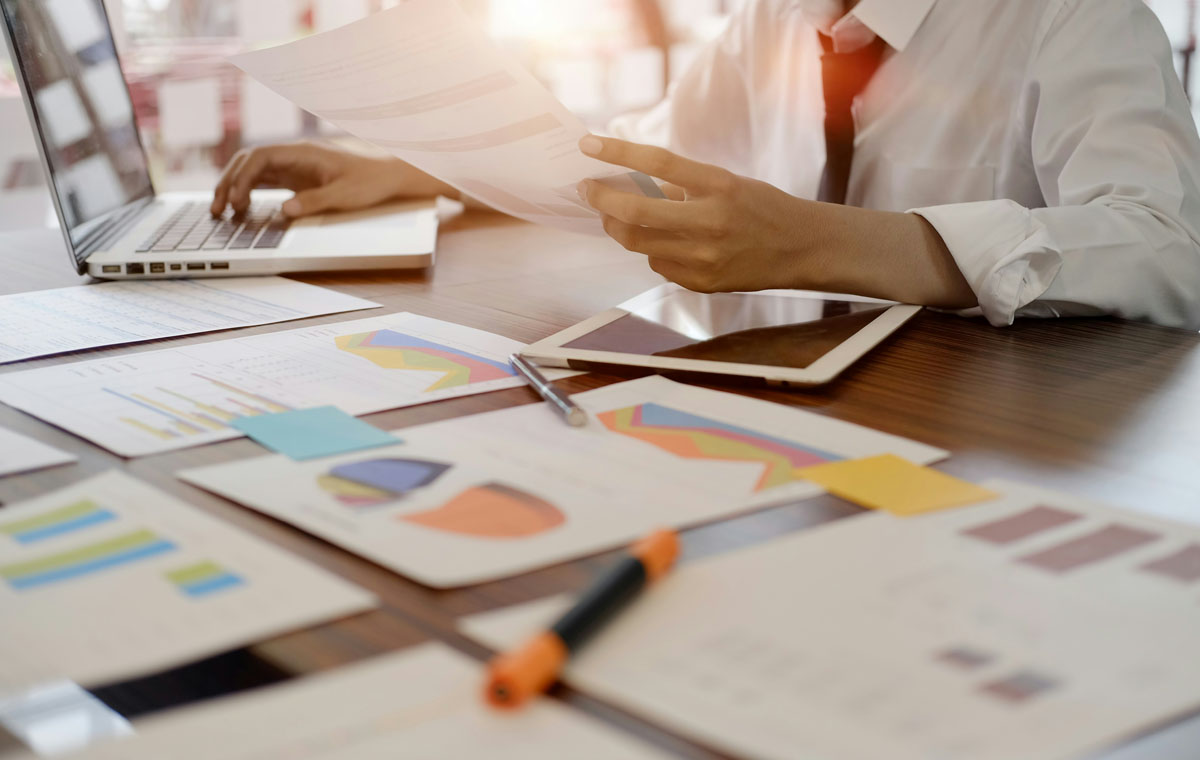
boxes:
[0,471,376,695]
[0,312,564,457]
[462,480,1200,760]
[180,376,946,586]
[0,277,380,364]
[231,0,658,235]
[27,644,669,760]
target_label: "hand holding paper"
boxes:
[230,0,657,234]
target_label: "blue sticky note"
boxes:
[232,406,400,460]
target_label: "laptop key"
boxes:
[231,227,264,248]
[253,217,291,249]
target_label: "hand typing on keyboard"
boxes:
[209,142,457,219]
[136,203,290,252]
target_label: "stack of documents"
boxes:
[180,376,947,586]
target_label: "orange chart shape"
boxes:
[400,483,565,539]
[598,403,840,491]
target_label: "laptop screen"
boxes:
[1,0,154,268]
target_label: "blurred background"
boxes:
[0,0,1195,233]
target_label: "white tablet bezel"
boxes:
[524,285,921,386]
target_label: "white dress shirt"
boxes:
[609,0,1200,329]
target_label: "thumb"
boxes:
[282,184,344,218]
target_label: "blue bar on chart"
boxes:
[0,500,116,544]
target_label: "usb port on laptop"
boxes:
[186,262,205,271]
[210,262,229,270]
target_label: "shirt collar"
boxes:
[802,0,938,53]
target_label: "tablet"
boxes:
[524,285,920,386]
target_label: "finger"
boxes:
[660,182,686,202]
[580,180,694,232]
[210,151,248,216]
[579,135,733,194]
[601,215,694,262]
[228,146,285,215]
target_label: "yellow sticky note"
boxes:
[798,454,997,516]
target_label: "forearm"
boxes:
[801,203,977,309]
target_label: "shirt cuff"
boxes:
[911,199,1063,326]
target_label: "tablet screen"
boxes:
[563,290,890,370]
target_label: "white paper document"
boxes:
[231,0,656,235]
[179,376,946,587]
[0,471,376,696]
[463,480,1200,760]
[32,643,668,760]
[0,312,564,457]
[0,277,379,365]
[0,428,75,477]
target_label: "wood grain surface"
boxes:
[1,211,1198,759]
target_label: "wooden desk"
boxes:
[2,213,1199,759]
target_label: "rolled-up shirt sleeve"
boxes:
[912,0,1200,329]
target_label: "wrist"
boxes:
[783,200,858,294]
[793,203,975,308]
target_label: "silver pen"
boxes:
[509,353,587,428]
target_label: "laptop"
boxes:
[0,0,438,279]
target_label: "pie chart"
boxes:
[399,482,564,539]
[318,457,451,507]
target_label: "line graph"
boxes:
[108,374,293,441]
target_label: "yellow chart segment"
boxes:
[598,404,839,491]
[131,393,218,432]
[120,417,178,441]
[111,375,295,441]
[160,389,244,423]
[335,331,515,392]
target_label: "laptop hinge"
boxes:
[76,198,156,261]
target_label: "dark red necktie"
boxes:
[816,32,888,205]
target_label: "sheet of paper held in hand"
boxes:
[0,277,380,364]
[0,471,376,696]
[17,644,669,760]
[462,480,1200,760]
[230,0,659,234]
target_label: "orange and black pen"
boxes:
[484,528,680,709]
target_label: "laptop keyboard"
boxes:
[135,202,291,253]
